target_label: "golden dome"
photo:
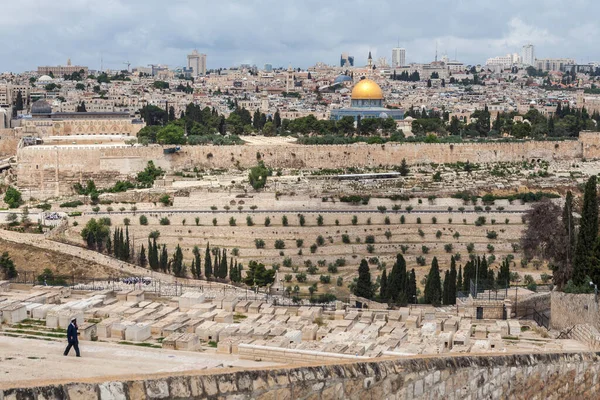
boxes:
[351,79,384,100]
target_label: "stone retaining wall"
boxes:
[2,352,598,399]
[15,134,598,198]
[516,292,551,318]
[551,291,600,332]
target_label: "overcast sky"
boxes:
[1,0,598,73]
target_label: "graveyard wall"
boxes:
[551,291,600,332]
[14,132,600,198]
[2,351,599,399]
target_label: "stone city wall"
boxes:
[551,291,600,332]
[1,352,599,399]
[15,133,600,198]
[515,292,551,318]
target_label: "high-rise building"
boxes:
[264,64,273,73]
[187,50,207,77]
[392,48,406,68]
[340,53,354,67]
[522,44,535,66]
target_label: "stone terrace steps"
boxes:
[569,324,600,350]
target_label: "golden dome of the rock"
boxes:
[351,79,384,100]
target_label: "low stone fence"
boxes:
[2,352,599,399]
[238,343,370,364]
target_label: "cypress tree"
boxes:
[555,190,575,287]
[15,91,23,111]
[355,259,373,299]
[457,265,463,294]
[192,245,202,279]
[448,257,457,305]
[229,258,234,281]
[139,244,147,269]
[497,259,510,288]
[424,257,442,306]
[205,243,212,278]
[124,227,131,262]
[106,235,112,255]
[220,249,228,279]
[442,270,450,305]
[407,269,417,304]
[118,228,125,260]
[573,176,598,285]
[172,244,184,277]
[387,254,407,304]
[160,245,169,273]
[113,228,119,258]
[380,269,388,301]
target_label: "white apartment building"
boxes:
[485,53,521,69]
[392,48,406,68]
[187,50,207,77]
[522,44,535,66]
[535,58,576,72]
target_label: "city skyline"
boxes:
[1,0,599,73]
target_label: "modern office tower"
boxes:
[392,48,406,68]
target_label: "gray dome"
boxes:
[31,99,52,114]
[334,75,352,84]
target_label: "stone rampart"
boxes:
[2,352,598,399]
[14,134,600,198]
[551,291,600,332]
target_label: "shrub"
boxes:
[453,231,460,239]
[283,257,293,268]
[436,230,442,239]
[212,218,217,226]
[351,215,358,225]
[159,217,170,225]
[264,216,271,226]
[282,215,288,226]
[316,235,325,246]
[307,265,318,274]
[148,230,160,239]
[159,194,171,206]
[106,206,113,212]
[416,256,426,266]
[475,216,486,226]
[232,248,239,257]
[310,244,318,253]
[366,244,375,253]
[384,216,390,225]
[296,239,304,248]
[341,234,350,244]
[92,206,100,212]
[139,215,148,225]
[4,186,23,209]
[540,273,552,283]
[444,243,453,253]
[246,216,254,226]
[284,274,292,282]
[367,217,372,225]
[328,264,338,274]
[384,230,392,240]
[400,245,409,254]
[418,228,424,237]
[467,243,475,253]
[487,244,495,253]
[255,239,265,249]
[316,214,324,226]
[400,215,405,224]
[406,205,413,212]
[296,272,307,283]
[365,235,375,244]
[337,276,344,286]
[421,245,430,254]
[229,217,236,226]
[60,200,84,208]
[123,218,131,226]
[431,217,437,224]
[320,275,331,284]
[377,206,387,213]
[274,239,285,249]
[416,217,422,224]
[298,214,306,226]
[486,231,498,239]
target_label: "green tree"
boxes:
[172,244,185,277]
[191,245,202,279]
[407,269,417,304]
[424,257,442,305]
[138,244,147,269]
[379,269,388,301]
[0,252,17,279]
[159,244,169,273]
[15,91,23,111]
[148,239,159,270]
[398,159,410,176]
[204,243,212,278]
[4,186,22,208]
[80,218,110,251]
[573,176,598,285]
[387,254,407,305]
[248,161,269,190]
[243,260,275,287]
[156,124,185,145]
[355,259,373,299]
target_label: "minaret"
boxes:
[286,64,294,92]
[368,51,373,77]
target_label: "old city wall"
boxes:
[551,291,600,332]
[16,134,600,198]
[2,352,599,399]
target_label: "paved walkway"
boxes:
[0,336,279,389]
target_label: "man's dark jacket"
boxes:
[67,323,78,344]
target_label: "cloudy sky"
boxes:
[1,0,598,73]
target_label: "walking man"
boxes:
[63,318,80,357]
